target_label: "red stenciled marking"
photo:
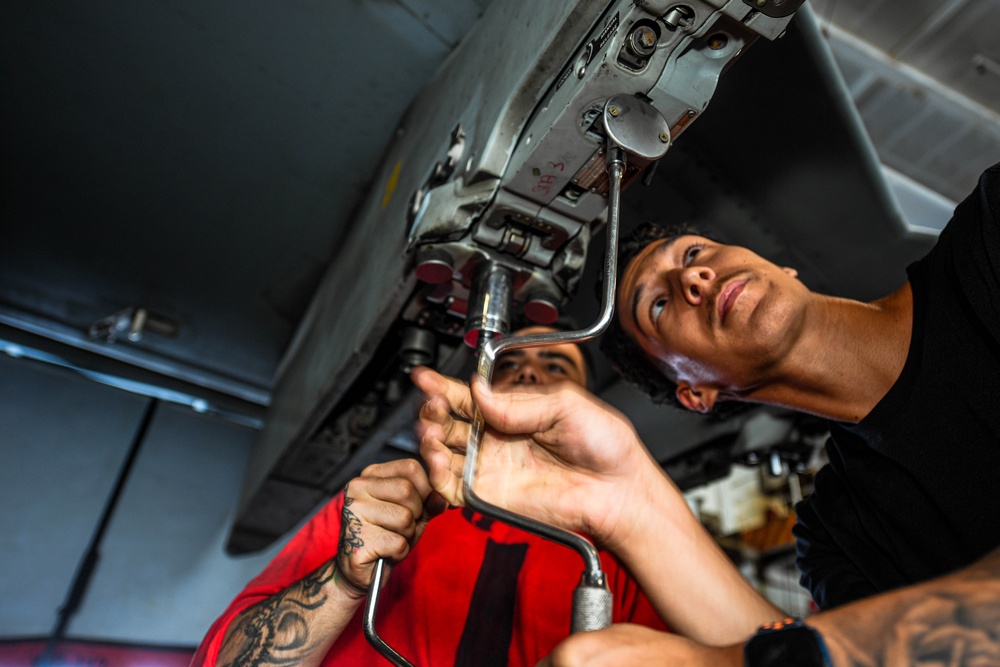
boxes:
[531,162,566,194]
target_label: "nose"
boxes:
[516,364,540,384]
[678,265,716,305]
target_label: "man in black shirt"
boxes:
[600,162,1000,611]
[412,162,1000,665]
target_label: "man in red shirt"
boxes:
[192,325,666,667]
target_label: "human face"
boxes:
[617,235,805,400]
[493,326,588,389]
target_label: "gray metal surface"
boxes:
[231,0,613,551]
[0,0,477,398]
[571,582,614,634]
[0,357,280,641]
[816,0,1000,109]
[603,95,672,162]
[810,0,1000,204]
[235,0,806,548]
[824,24,1000,203]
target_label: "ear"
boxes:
[675,382,719,414]
[782,266,798,279]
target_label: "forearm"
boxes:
[216,559,364,667]
[610,464,783,645]
[808,545,1000,666]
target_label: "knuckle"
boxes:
[548,642,573,666]
[400,457,422,475]
[384,476,412,501]
[360,462,383,478]
[549,635,592,666]
[371,528,410,561]
[343,544,368,568]
[348,477,376,500]
[387,532,411,558]
[390,529,409,548]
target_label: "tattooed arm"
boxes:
[215,458,444,667]
[533,546,1000,666]
[809,544,1000,666]
[216,557,362,667]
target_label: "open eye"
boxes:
[496,358,518,372]
[546,363,567,375]
[684,244,704,265]
[651,295,668,322]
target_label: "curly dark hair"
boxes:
[599,221,704,410]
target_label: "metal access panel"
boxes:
[228,0,805,553]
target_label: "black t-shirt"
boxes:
[794,162,1000,610]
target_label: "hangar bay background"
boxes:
[2,0,999,648]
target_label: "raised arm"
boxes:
[209,458,444,667]
[412,367,782,645]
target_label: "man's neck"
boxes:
[744,282,914,423]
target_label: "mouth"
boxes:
[716,277,748,325]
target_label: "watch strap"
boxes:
[744,617,831,667]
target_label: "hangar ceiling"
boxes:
[3,0,999,547]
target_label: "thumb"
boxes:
[411,492,448,548]
[425,490,448,518]
[471,375,566,437]
[416,491,448,535]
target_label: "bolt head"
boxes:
[708,34,728,50]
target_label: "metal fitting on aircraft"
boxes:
[414,247,455,284]
[398,326,437,372]
[464,261,513,350]
[524,289,561,325]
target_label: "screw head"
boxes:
[608,105,620,117]
[638,26,657,48]
[659,131,669,143]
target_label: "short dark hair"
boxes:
[599,221,701,410]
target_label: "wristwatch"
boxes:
[744,617,831,667]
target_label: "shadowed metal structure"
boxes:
[2,0,999,643]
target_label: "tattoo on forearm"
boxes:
[823,549,1000,666]
[219,560,336,667]
[339,485,364,557]
[218,490,370,666]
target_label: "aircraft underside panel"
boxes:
[228,0,803,553]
